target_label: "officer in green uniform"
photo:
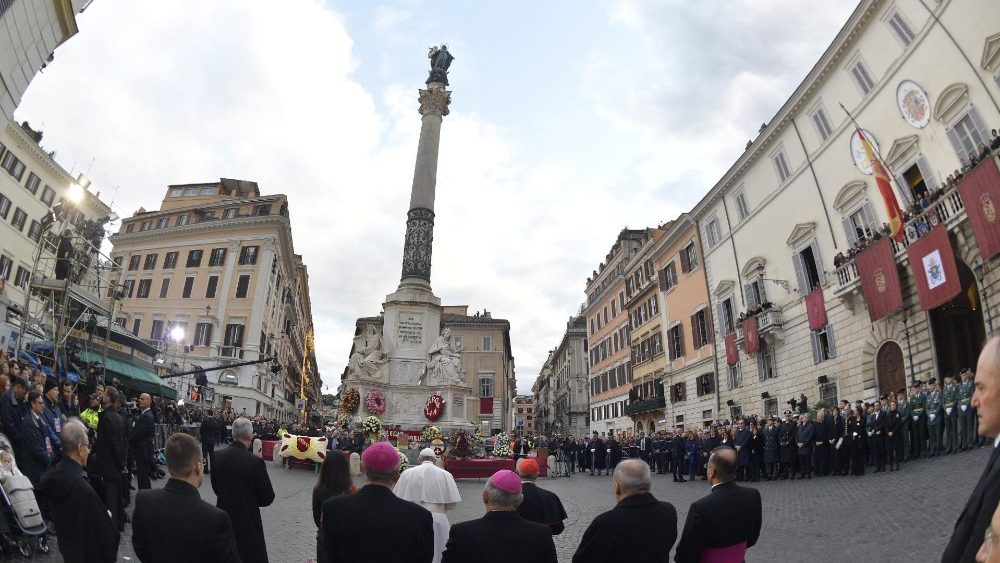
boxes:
[896,390,911,461]
[909,382,926,459]
[942,375,959,454]
[957,369,975,450]
[925,379,943,456]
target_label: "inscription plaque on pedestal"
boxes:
[397,314,424,350]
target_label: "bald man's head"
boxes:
[612,459,651,497]
[974,337,1000,440]
[708,446,737,483]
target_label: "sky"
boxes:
[16,0,859,394]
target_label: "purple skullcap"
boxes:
[361,441,400,473]
[489,470,522,494]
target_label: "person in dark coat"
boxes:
[19,390,56,486]
[849,406,867,476]
[763,419,778,480]
[675,447,762,563]
[885,400,902,471]
[443,469,555,563]
[592,433,608,475]
[132,432,241,563]
[324,441,434,563]
[94,387,127,530]
[813,409,831,477]
[211,417,275,563]
[130,393,156,490]
[39,419,119,563]
[733,420,751,481]
[830,407,846,475]
[942,336,1000,562]
[609,435,623,468]
[795,414,815,479]
[0,378,29,458]
[779,413,797,479]
[671,430,687,482]
[577,438,590,473]
[572,459,676,563]
[748,424,764,482]
[200,413,220,473]
[516,458,567,535]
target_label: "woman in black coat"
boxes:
[885,400,903,471]
[849,406,867,476]
[748,424,764,482]
[593,435,608,475]
[608,436,622,469]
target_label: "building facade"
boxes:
[532,315,590,438]
[108,179,320,419]
[690,0,1000,419]
[513,394,535,434]
[586,228,650,436]
[0,0,85,124]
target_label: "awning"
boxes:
[79,350,177,400]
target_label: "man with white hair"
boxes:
[211,417,275,563]
[394,448,461,563]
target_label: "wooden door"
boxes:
[876,341,906,397]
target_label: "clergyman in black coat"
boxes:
[795,416,815,479]
[942,336,1000,562]
[675,446,762,563]
[94,388,127,530]
[813,410,832,476]
[38,420,119,563]
[443,469,556,563]
[211,417,275,563]
[515,459,567,535]
[324,441,434,563]
[573,459,677,563]
[132,433,240,563]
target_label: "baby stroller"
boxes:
[0,434,49,557]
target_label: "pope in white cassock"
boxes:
[394,448,462,563]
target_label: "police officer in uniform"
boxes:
[896,390,910,461]
[925,379,943,456]
[671,430,687,483]
[957,369,975,451]
[909,382,927,459]
[942,375,959,454]
[763,417,778,480]
[653,433,667,474]
[778,412,797,480]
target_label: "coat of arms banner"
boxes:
[907,225,961,311]
[855,238,903,322]
[957,156,1000,260]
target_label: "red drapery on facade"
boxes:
[907,225,961,311]
[958,156,1000,260]
[855,238,903,322]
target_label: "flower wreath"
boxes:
[365,390,386,414]
[340,388,360,414]
[424,394,445,422]
[422,425,442,441]
[362,415,382,435]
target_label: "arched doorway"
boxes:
[876,341,906,397]
[647,420,655,434]
[929,260,986,377]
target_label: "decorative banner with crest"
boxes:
[855,238,903,322]
[907,226,962,311]
[958,156,1000,260]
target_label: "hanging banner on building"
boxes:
[805,288,828,331]
[725,333,738,366]
[742,316,759,354]
[958,156,1000,260]
[855,238,903,322]
[908,225,961,310]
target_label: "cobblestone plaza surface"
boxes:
[31,446,989,562]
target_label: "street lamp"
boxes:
[756,263,795,293]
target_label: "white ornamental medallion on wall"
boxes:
[896,80,931,129]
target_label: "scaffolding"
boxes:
[13,211,122,385]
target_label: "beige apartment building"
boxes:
[108,179,320,419]
[586,228,651,437]
[533,314,590,438]
[513,394,535,434]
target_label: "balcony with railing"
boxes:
[735,308,784,342]
[624,394,666,415]
[833,182,968,297]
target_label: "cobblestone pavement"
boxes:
[24,445,991,562]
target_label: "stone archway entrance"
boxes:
[929,260,985,378]
[647,420,655,434]
[876,341,906,397]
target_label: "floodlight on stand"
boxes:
[170,326,185,343]
[66,183,85,204]
[153,353,166,367]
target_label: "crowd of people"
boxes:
[520,369,980,485]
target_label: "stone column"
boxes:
[399,82,451,293]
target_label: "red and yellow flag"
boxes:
[857,128,904,242]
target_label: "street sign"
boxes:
[296,399,306,410]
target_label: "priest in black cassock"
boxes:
[516,458,567,535]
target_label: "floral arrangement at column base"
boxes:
[362,416,382,443]
[491,432,512,458]
[448,429,474,459]
[365,390,386,415]
[340,388,360,414]
[398,450,409,472]
[422,425,442,442]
